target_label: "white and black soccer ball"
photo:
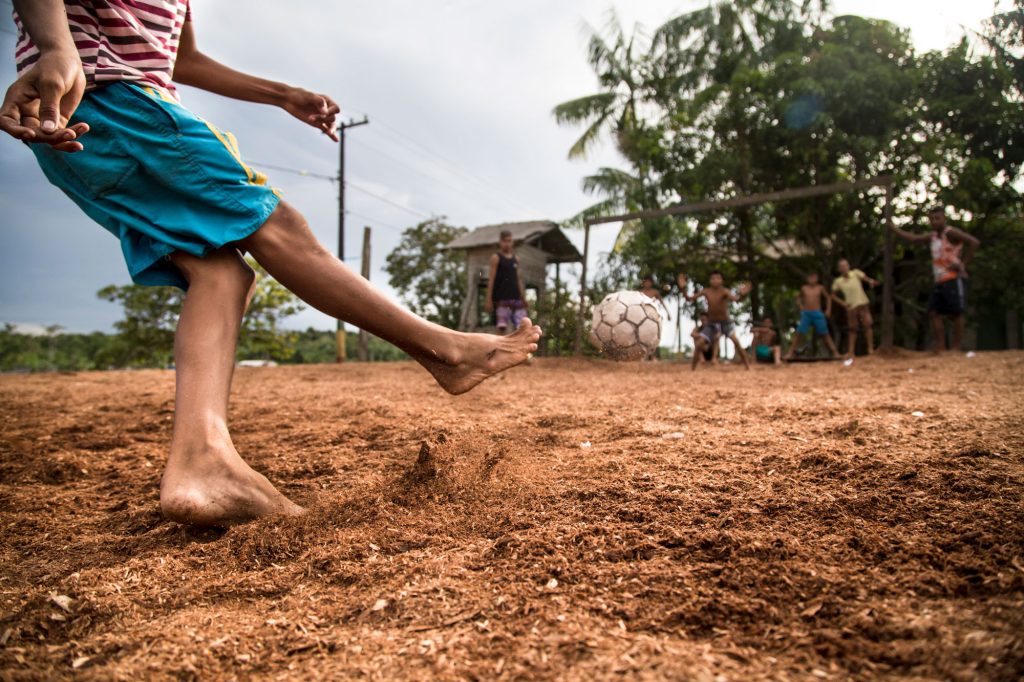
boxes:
[588,291,662,361]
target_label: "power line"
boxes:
[367,119,545,217]
[248,158,434,220]
[347,181,433,219]
[349,135,518,217]
[346,209,406,233]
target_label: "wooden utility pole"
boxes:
[358,226,372,362]
[336,116,370,363]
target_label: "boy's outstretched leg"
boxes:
[240,202,541,395]
[160,248,303,526]
[729,333,751,369]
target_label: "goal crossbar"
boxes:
[574,175,898,355]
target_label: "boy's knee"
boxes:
[244,201,307,249]
[173,249,255,293]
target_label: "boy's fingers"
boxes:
[37,76,66,133]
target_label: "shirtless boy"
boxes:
[1,1,541,526]
[784,272,840,360]
[678,271,751,369]
[751,317,782,366]
[690,311,719,370]
[830,258,879,358]
[639,275,672,322]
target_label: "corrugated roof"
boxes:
[446,221,582,263]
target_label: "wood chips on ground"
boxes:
[1,352,1023,680]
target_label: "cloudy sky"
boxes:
[0,0,1008,338]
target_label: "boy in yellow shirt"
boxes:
[830,259,879,358]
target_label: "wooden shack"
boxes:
[446,220,582,331]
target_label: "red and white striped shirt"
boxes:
[13,1,190,99]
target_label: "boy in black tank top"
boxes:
[485,230,528,333]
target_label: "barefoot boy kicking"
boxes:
[784,272,840,361]
[830,258,879,358]
[2,1,541,527]
[678,271,751,369]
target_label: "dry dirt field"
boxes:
[1,352,1023,681]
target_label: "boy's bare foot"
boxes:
[160,444,303,527]
[419,319,542,395]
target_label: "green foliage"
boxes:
[557,1,1023,349]
[286,328,408,364]
[384,218,468,329]
[93,258,304,367]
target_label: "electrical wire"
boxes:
[248,158,434,220]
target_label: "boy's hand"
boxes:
[281,87,340,141]
[0,51,89,152]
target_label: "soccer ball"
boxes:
[589,291,662,360]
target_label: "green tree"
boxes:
[384,218,468,329]
[97,257,304,367]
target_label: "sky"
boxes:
[0,0,1009,343]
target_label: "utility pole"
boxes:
[358,226,372,362]
[336,116,369,363]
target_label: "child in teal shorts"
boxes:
[2,0,541,527]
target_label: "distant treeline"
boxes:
[0,324,407,373]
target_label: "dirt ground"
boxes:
[1,352,1022,681]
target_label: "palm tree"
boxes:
[552,11,651,161]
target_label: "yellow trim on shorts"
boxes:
[141,85,281,197]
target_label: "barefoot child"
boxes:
[484,230,529,334]
[751,317,782,366]
[830,258,879,358]
[678,271,751,369]
[784,272,840,360]
[890,206,980,353]
[690,311,719,371]
[2,1,541,527]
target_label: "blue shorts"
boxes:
[797,310,829,336]
[31,82,281,289]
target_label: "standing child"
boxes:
[830,258,879,358]
[785,272,840,360]
[751,317,783,367]
[484,230,528,335]
[678,271,751,369]
[1,1,541,527]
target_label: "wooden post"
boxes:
[554,261,561,357]
[881,181,895,352]
[358,226,371,361]
[574,223,591,356]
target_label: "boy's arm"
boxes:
[173,22,339,141]
[728,282,752,302]
[821,286,832,316]
[484,254,498,313]
[855,270,880,287]
[0,0,89,150]
[946,227,981,264]
[889,224,930,244]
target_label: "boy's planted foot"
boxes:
[420,319,542,395]
[160,444,303,527]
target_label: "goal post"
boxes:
[574,175,897,355]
